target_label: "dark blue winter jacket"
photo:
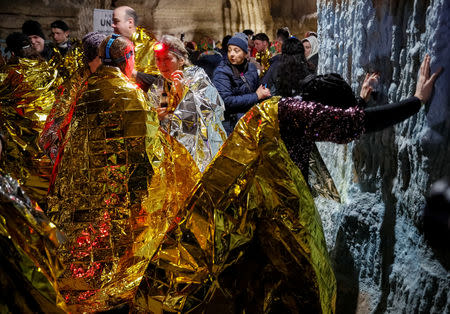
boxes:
[212,60,260,115]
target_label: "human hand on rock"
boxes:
[360,72,380,102]
[414,54,442,104]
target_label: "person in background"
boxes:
[262,37,309,94]
[149,35,226,171]
[39,32,105,169]
[49,20,84,83]
[217,34,232,61]
[4,32,41,60]
[0,31,58,208]
[196,37,223,79]
[213,32,271,134]
[243,29,256,57]
[274,27,290,55]
[185,41,200,65]
[253,32,272,77]
[112,5,159,80]
[302,35,319,73]
[22,20,54,61]
[50,20,72,56]
[260,27,290,85]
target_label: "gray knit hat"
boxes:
[227,32,248,54]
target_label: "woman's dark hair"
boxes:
[222,35,232,49]
[275,37,310,97]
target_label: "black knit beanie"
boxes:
[22,20,46,40]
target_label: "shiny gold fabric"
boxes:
[135,97,336,313]
[255,48,272,77]
[0,173,65,312]
[50,40,85,86]
[0,58,58,206]
[148,66,227,172]
[131,26,160,75]
[39,66,91,164]
[47,65,200,312]
[309,144,341,202]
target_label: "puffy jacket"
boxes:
[212,60,260,115]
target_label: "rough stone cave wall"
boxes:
[315,0,449,313]
[0,0,316,43]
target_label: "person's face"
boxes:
[155,50,183,80]
[112,8,134,38]
[253,39,267,52]
[303,41,311,58]
[227,44,246,65]
[248,37,254,48]
[28,35,44,53]
[51,28,69,44]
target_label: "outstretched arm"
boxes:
[364,54,442,133]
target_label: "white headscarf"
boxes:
[304,35,319,60]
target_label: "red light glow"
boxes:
[154,43,165,52]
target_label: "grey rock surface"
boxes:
[316,0,450,313]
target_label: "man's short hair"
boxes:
[253,33,270,43]
[82,32,106,63]
[243,29,254,37]
[276,27,290,42]
[125,8,138,25]
[51,20,69,32]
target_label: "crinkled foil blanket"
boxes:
[132,26,160,75]
[149,66,227,172]
[1,62,335,312]
[0,174,65,313]
[0,58,59,206]
[47,66,201,312]
[134,96,336,313]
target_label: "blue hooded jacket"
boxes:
[212,60,260,115]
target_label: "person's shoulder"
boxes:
[185,65,208,79]
[269,54,281,64]
[247,61,258,74]
[213,61,231,74]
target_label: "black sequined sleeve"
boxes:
[278,97,366,144]
[363,96,421,133]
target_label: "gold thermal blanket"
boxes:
[47,65,200,312]
[0,58,58,206]
[131,26,160,75]
[135,96,336,313]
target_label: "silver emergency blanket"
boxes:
[149,66,227,172]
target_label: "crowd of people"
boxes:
[0,5,442,313]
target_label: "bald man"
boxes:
[112,6,159,76]
[112,6,138,38]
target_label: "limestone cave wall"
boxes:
[315,0,450,313]
[0,0,316,43]
[0,0,112,40]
